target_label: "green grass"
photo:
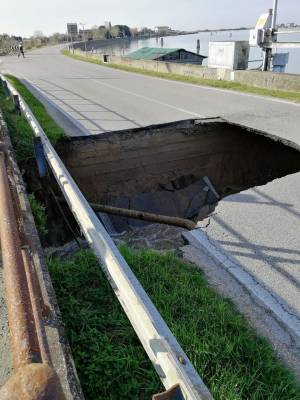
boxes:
[0,85,35,161]
[48,246,300,400]
[28,194,48,237]
[62,49,300,103]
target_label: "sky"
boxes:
[1,0,299,37]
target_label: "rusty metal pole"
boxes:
[0,147,41,369]
[57,197,197,230]
[21,247,51,366]
[0,143,66,399]
[88,201,197,230]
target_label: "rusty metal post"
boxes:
[153,384,185,400]
[0,146,41,369]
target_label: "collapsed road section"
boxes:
[56,117,300,233]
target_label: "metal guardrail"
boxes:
[0,75,213,400]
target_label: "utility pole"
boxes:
[80,22,87,54]
[196,39,200,55]
[251,0,300,72]
[262,0,279,71]
[271,0,278,30]
[262,8,273,71]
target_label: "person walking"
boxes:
[18,42,25,58]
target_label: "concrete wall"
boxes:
[73,50,229,80]
[73,37,131,52]
[110,55,231,80]
[72,49,300,92]
[234,70,300,91]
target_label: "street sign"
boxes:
[67,23,78,39]
[255,13,272,30]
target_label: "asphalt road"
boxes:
[1,46,300,347]
[1,46,300,144]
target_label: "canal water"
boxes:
[91,30,300,74]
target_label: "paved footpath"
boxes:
[1,46,300,350]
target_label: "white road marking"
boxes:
[91,78,206,118]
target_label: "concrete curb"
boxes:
[183,229,300,346]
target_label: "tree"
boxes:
[110,25,132,38]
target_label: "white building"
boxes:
[154,26,171,35]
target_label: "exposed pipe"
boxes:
[58,197,197,231]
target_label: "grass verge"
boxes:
[62,50,300,103]
[48,246,300,400]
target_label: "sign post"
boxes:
[67,23,78,53]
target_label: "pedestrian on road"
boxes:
[18,42,25,58]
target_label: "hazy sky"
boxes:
[1,0,299,37]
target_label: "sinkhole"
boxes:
[54,117,300,234]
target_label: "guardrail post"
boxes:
[34,137,48,177]
[13,94,21,115]
[1,78,10,97]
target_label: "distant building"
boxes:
[79,29,93,40]
[133,27,153,37]
[154,26,171,35]
[126,47,206,65]
[278,22,299,29]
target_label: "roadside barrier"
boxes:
[0,75,213,400]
